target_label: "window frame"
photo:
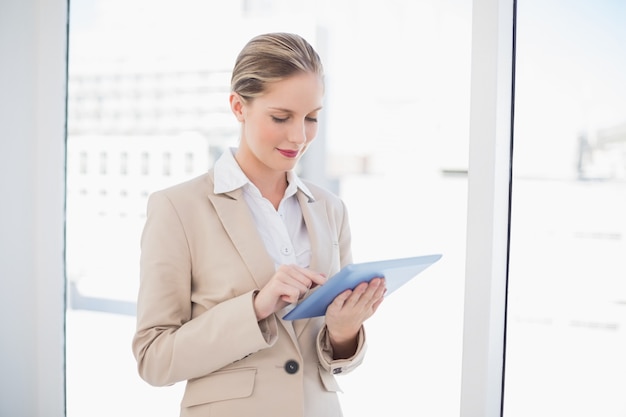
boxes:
[460,0,515,416]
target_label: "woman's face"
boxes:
[231,72,324,178]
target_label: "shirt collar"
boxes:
[213,147,316,201]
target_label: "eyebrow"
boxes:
[268,106,323,113]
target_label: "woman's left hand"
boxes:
[325,277,386,358]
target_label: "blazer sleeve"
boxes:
[317,325,366,375]
[132,191,278,387]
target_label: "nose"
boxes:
[288,120,307,145]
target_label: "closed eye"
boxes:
[272,116,288,123]
[305,116,318,123]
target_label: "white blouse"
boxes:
[213,148,313,271]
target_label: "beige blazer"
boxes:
[132,170,367,417]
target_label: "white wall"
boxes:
[0,0,67,415]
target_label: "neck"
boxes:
[234,152,288,208]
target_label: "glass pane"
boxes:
[65,1,471,415]
[504,1,626,416]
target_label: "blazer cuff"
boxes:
[316,325,367,375]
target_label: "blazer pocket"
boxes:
[181,367,257,408]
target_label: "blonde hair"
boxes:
[231,32,324,101]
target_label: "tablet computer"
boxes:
[282,254,442,320]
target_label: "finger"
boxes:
[310,273,326,289]
[308,272,327,287]
[376,280,387,298]
[369,278,386,298]
[330,289,352,309]
[298,285,311,300]
[345,280,376,304]
[364,278,385,297]
[365,279,387,305]
[371,295,385,312]
[297,268,327,288]
[284,265,327,289]
[345,279,384,309]
[275,266,311,294]
[280,286,300,304]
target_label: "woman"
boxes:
[132,32,386,417]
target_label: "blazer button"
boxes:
[284,360,299,374]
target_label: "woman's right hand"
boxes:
[253,265,327,320]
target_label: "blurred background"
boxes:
[64,0,625,416]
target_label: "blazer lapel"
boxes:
[206,182,275,290]
[291,190,334,338]
[297,190,334,277]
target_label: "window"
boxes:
[162,152,171,176]
[120,151,128,175]
[65,1,471,415]
[503,1,626,416]
[99,151,107,175]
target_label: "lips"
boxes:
[277,148,299,158]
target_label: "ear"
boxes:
[229,92,245,122]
